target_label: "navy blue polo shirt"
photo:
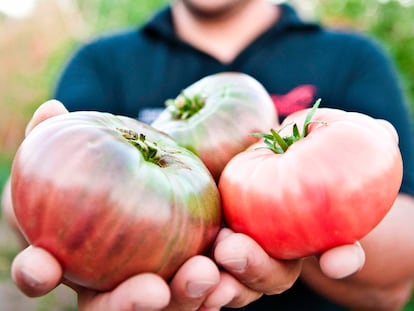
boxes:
[54,3,414,310]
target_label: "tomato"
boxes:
[219,101,403,259]
[11,111,221,291]
[152,72,278,181]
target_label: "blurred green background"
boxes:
[0,0,413,310]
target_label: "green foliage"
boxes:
[75,0,169,33]
[314,0,414,114]
[0,155,11,207]
[369,2,414,111]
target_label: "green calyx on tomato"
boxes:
[166,92,206,120]
[253,99,321,154]
[117,128,162,165]
[117,127,184,169]
[219,103,402,260]
[152,72,279,182]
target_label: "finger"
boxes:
[78,273,170,311]
[214,231,302,295]
[377,119,399,144]
[319,242,366,279]
[203,271,262,309]
[25,99,68,136]
[1,177,28,248]
[11,246,63,297]
[1,177,17,230]
[213,227,233,245]
[166,255,220,310]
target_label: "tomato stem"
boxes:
[166,92,206,120]
[117,128,163,165]
[252,99,321,154]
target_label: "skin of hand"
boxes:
[301,193,414,311]
[170,1,414,309]
[5,100,366,311]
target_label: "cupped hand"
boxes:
[11,228,365,310]
[206,228,365,308]
[9,99,220,310]
[11,246,221,311]
[8,100,366,310]
[9,230,297,310]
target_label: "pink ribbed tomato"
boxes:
[152,72,278,181]
[219,102,403,259]
[11,111,221,291]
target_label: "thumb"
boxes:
[25,100,68,136]
[11,246,63,297]
[319,242,366,279]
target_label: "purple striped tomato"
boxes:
[11,111,221,291]
[152,72,278,181]
[219,101,403,259]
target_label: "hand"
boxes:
[11,229,364,310]
[12,246,221,310]
[206,228,365,308]
[6,100,287,310]
[11,230,299,310]
[11,229,297,310]
[8,100,366,310]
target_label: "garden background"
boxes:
[0,0,413,310]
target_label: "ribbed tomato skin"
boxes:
[219,108,403,259]
[152,72,278,181]
[11,111,221,290]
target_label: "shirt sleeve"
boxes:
[340,36,414,196]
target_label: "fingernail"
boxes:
[20,267,44,288]
[221,258,247,273]
[186,281,215,298]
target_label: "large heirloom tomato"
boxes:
[219,102,403,259]
[11,111,221,291]
[152,72,278,181]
